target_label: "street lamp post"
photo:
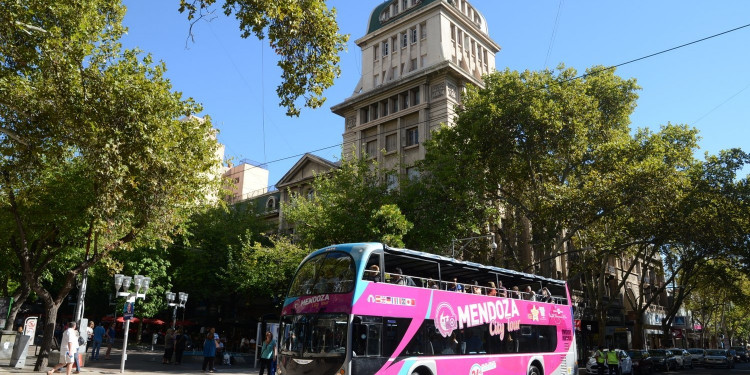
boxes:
[114,274,151,374]
[451,233,498,258]
[166,291,188,330]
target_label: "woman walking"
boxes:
[202,328,217,373]
[162,328,175,364]
[258,331,276,375]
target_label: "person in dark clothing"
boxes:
[174,329,187,365]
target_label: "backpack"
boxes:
[78,336,85,345]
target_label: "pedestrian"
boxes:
[72,326,84,373]
[496,280,507,298]
[85,321,94,353]
[47,322,78,375]
[104,323,116,360]
[174,329,187,365]
[595,346,606,375]
[607,345,620,375]
[258,331,276,375]
[163,328,175,364]
[202,327,217,373]
[91,322,105,360]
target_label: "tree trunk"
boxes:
[34,303,61,371]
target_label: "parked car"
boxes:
[626,349,654,375]
[730,346,748,362]
[648,349,679,371]
[668,348,693,369]
[704,349,735,369]
[586,349,633,375]
[686,348,706,367]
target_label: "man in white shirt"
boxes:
[47,322,79,375]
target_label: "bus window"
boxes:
[352,316,382,357]
[288,251,355,296]
[383,317,411,357]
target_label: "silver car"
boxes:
[704,349,735,368]
[687,348,705,366]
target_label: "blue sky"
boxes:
[121,1,750,186]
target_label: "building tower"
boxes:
[332,0,500,182]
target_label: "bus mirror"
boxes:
[353,316,362,324]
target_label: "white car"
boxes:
[586,349,633,375]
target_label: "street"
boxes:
[0,346,265,375]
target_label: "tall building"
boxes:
[331,0,500,180]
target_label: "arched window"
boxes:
[266,197,276,211]
[306,189,315,200]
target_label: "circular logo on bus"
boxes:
[435,302,457,338]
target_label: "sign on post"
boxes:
[123,302,134,321]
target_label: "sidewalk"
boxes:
[0,346,263,375]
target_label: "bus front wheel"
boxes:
[528,365,541,375]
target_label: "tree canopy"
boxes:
[179,0,349,116]
[1,0,221,368]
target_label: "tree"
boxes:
[418,65,643,272]
[179,0,349,116]
[0,0,221,369]
[283,156,413,249]
[225,236,308,306]
[168,199,273,303]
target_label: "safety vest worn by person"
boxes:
[607,350,619,365]
[595,350,605,364]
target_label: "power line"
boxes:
[227,21,750,189]
[543,0,564,69]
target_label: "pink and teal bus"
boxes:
[278,243,577,375]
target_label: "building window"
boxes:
[366,139,378,157]
[410,58,417,71]
[370,103,379,120]
[450,24,455,42]
[406,127,418,147]
[401,91,409,109]
[386,174,398,191]
[373,45,379,61]
[391,96,399,113]
[306,189,315,200]
[266,197,276,211]
[381,100,389,117]
[420,22,427,39]
[406,166,420,180]
[382,41,389,57]
[373,74,379,87]
[411,87,420,106]
[391,36,398,53]
[402,32,408,48]
[385,133,397,152]
[411,27,418,44]
[401,0,408,11]
[360,107,370,124]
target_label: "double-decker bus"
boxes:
[278,243,577,375]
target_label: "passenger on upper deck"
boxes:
[524,285,536,301]
[538,287,553,303]
[447,277,464,293]
[391,267,406,285]
[510,286,520,299]
[487,281,497,296]
[472,281,483,295]
[496,281,507,297]
[365,264,381,282]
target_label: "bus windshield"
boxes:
[280,313,349,358]
[288,251,355,296]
